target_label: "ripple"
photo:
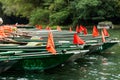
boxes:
[86,62,94,65]
[111,74,120,79]
[118,74,120,77]
[89,57,97,60]
[99,72,111,76]
[17,78,28,80]
[100,77,107,80]
[90,70,98,74]
[101,61,117,66]
[102,68,107,71]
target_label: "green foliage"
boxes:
[0,0,34,17]
[49,11,69,25]
[0,0,120,25]
[75,0,100,19]
[29,9,49,25]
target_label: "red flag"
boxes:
[79,25,84,33]
[103,28,109,36]
[101,30,106,42]
[76,25,79,33]
[73,33,85,45]
[92,26,99,37]
[57,26,62,31]
[83,26,88,35]
[46,32,56,54]
[69,27,72,32]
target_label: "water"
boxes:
[0,29,120,80]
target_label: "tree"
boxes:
[0,0,120,25]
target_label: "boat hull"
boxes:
[0,60,17,73]
[10,53,73,71]
[94,41,118,53]
[67,50,89,62]
[85,41,118,54]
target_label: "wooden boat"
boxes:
[1,36,118,54]
[1,29,118,52]
[0,40,90,66]
[0,39,118,73]
[16,24,34,29]
[0,49,78,73]
[97,21,113,29]
[55,38,119,54]
[0,37,81,73]
[93,40,120,53]
[0,51,74,71]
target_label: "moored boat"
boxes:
[0,26,119,74]
[9,51,74,71]
[93,40,120,53]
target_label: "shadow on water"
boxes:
[0,29,120,80]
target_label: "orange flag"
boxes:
[73,33,85,45]
[92,26,99,37]
[46,32,56,54]
[103,28,109,36]
[57,26,62,31]
[69,27,72,32]
[101,30,106,42]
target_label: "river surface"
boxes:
[0,29,120,80]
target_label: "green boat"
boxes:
[2,36,118,55]
[0,42,89,61]
[55,39,118,54]
[4,51,74,71]
[1,30,118,59]
[0,50,75,73]
[1,37,118,54]
[92,40,120,53]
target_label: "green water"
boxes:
[0,29,120,80]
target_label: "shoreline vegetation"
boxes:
[0,0,120,27]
